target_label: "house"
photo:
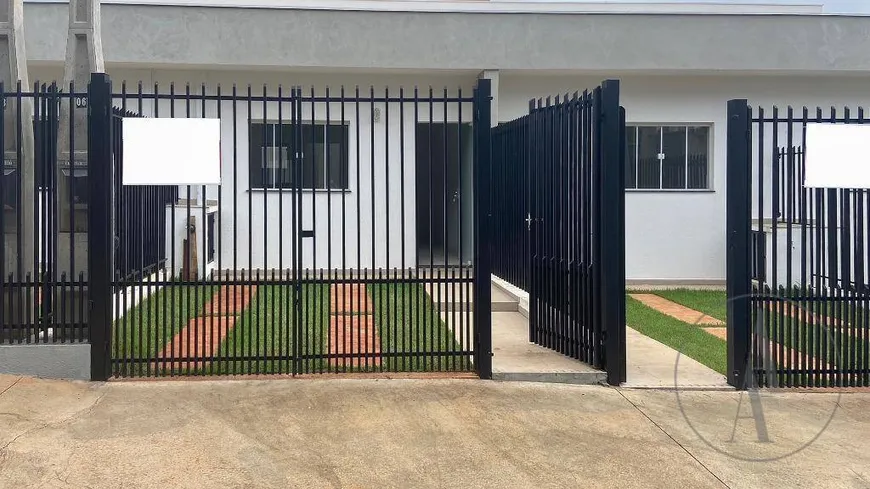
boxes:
[19,0,870,284]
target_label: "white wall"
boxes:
[25,66,870,282]
[501,74,870,282]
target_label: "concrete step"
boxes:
[425,283,519,312]
[490,275,530,318]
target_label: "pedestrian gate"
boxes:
[492,81,627,385]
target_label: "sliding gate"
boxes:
[84,74,493,379]
[492,81,626,385]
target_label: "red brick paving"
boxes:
[328,283,381,368]
[703,327,727,340]
[156,285,257,371]
[157,316,237,370]
[203,285,257,316]
[329,314,381,368]
[629,293,723,325]
[330,283,371,314]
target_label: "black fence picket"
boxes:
[727,99,870,388]
[112,108,177,283]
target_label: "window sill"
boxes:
[625,189,715,194]
[247,188,351,194]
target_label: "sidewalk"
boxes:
[625,327,729,388]
[1,374,869,488]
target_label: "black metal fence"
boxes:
[113,108,177,282]
[83,74,492,379]
[727,101,870,388]
[1,83,89,344]
[491,82,626,385]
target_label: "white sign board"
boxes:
[804,123,870,189]
[122,118,221,185]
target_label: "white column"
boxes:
[57,0,105,277]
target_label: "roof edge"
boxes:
[25,0,828,16]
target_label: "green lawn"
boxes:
[626,294,727,375]
[370,283,467,372]
[112,281,466,376]
[215,284,329,375]
[112,285,217,377]
[626,287,868,385]
[651,289,727,322]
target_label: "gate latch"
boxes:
[525,213,533,230]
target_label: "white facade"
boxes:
[25,64,870,282]
[502,74,870,283]
[20,1,870,284]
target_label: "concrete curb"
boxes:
[492,370,607,385]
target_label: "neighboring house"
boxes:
[20,0,870,284]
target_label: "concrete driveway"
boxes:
[0,375,868,488]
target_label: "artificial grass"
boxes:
[626,295,727,375]
[112,284,217,377]
[651,289,727,322]
[369,283,467,372]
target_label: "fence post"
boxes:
[726,99,751,390]
[598,80,626,385]
[88,73,113,381]
[473,78,493,379]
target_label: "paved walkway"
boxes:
[492,310,605,384]
[1,374,868,488]
[625,327,729,388]
[487,279,606,384]
[490,279,726,387]
[629,293,723,325]
[623,293,728,387]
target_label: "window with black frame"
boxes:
[625,125,710,190]
[249,122,349,190]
